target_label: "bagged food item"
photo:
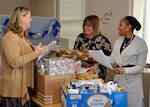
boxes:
[76,69,99,80]
[56,50,94,61]
[38,40,57,60]
[74,60,82,72]
[76,64,99,80]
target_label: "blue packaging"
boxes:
[61,87,127,107]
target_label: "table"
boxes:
[142,71,150,107]
[1,71,149,107]
[30,71,150,107]
[31,95,62,107]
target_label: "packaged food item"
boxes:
[38,40,57,60]
[74,60,82,72]
[56,50,94,61]
[76,68,99,80]
[75,64,99,80]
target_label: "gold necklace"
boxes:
[122,35,135,49]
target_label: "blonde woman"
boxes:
[1,7,49,107]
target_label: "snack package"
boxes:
[74,60,82,72]
[76,64,99,80]
[56,50,94,61]
[38,40,57,60]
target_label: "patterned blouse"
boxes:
[74,33,112,56]
[73,33,112,79]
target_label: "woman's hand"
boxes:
[112,67,124,74]
[35,43,50,55]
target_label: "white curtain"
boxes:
[143,0,150,63]
[133,0,150,63]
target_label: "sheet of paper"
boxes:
[89,50,113,69]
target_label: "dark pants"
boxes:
[2,97,31,107]
[2,88,34,107]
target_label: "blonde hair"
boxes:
[83,15,102,38]
[4,7,30,38]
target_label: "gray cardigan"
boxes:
[108,35,148,107]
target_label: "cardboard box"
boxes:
[61,86,127,107]
[36,72,76,104]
